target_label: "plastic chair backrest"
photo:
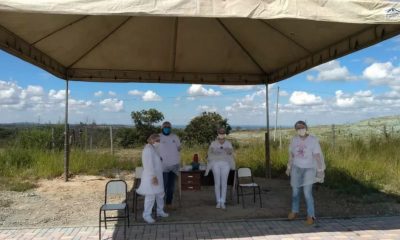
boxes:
[135,167,143,179]
[237,168,252,178]
[106,180,127,196]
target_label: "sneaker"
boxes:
[306,216,315,225]
[143,215,155,224]
[288,212,297,220]
[220,203,226,209]
[216,202,221,209]
[157,212,169,218]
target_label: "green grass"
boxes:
[1,133,400,198]
[0,148,134,191]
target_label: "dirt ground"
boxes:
[1,172,400,228]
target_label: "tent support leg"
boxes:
[64,80,70,182]
[265,83,271,179]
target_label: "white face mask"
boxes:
[217,134,226,140]
[153,142,160,148]
[297,129,307,136]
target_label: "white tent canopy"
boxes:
[1,0,400,85]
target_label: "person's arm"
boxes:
[286,139,294,176]
[313,138,326,182]
[142,146,158,185]
[175,135,182,151]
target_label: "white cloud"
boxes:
[197,105,217,112]
[335,90,374,108]
[128,90,144,96]
[279,90,289,97]
[307,60,357,82]
[48,89,67,101]
[142,90,162,101]
[94,91,103,97]
[289,91,323,106]
[99,98,124,112]
[363,62,400,90]
[187,84,221,97]
[0,80,93,114]
[108,91,117,97]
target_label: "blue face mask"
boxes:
[162,127,171,135]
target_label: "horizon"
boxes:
[1,114,398,129]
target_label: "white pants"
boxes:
[212,160,230,203]
[143,192,165,218]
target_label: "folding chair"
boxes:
[236,168,262,208]
[132,167,143,220]
[99,180,129,240]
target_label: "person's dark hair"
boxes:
[294,120,307,130]
[162,121,171,128]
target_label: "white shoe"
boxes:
[157,212,169,218]
[221,203,226,209]
[216,202,221,209]
[143,215,155,224]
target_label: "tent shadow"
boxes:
[105,167,400,240]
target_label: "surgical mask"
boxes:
[153,142,160,148]
[217,134,226,140]
[297,129,307,136]
[162,127,171,135]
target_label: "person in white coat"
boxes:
[286,120,325,225]
[136,133,169,224]
[207,127,235,209]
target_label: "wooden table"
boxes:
[178,169,237,205]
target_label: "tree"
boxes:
[184,112,231,145]
[131,109,164,144]
[131,109,164,127]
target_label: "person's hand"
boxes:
[225,148,233,155]
[152,176,158,186]
[316,170,325,183]
[285,166,291,176]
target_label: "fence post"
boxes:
[331,124,336,149]
[109,126,114,155]
[51,128,55,150]
[90,134,93,151]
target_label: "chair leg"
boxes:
[258,186,262,208]
[253,187,256,203]
[126,206,130,226]
[134,196,137,221]
[132,192,136,213]
[103,211,107,229]
[99,209,102,240]
[241,187,245,208]
[124,214,127,240]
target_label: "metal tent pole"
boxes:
[265,83,271,179]
[64,80,70,182]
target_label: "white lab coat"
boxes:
[205,139,235,176]
[136,144,164,195]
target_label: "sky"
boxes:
[1,35,400,127]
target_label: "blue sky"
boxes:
[1,35,400,127]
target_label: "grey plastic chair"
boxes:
[99,180,129,240]
[236,168,262,208]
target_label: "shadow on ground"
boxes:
[105,169,400,239]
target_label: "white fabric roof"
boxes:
[0,0,400,84]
